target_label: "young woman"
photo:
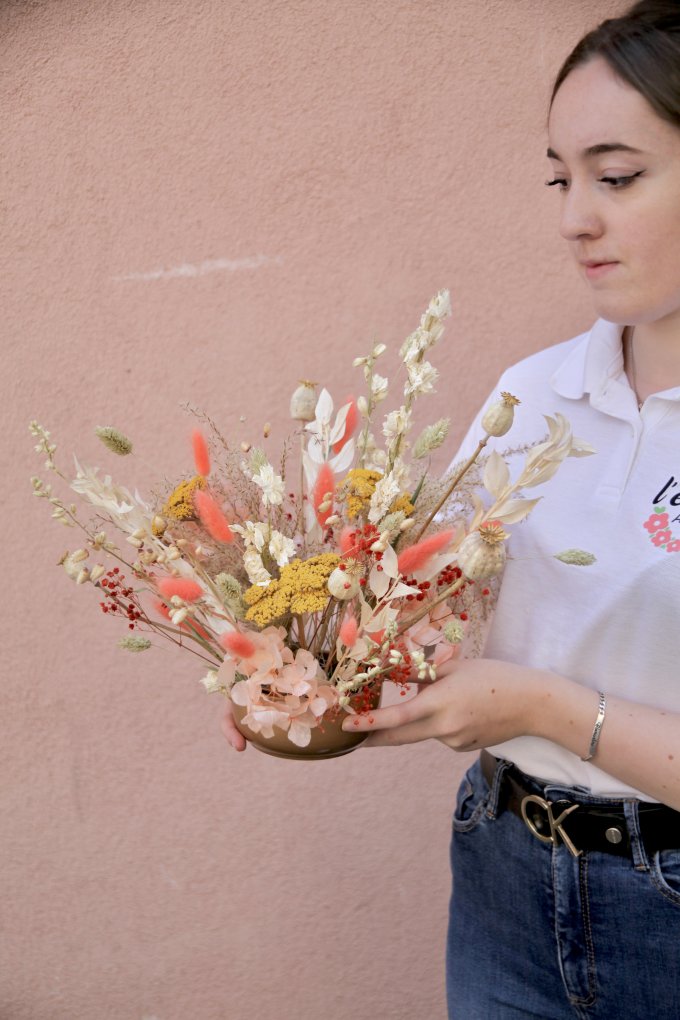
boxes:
[224,2,680,1015]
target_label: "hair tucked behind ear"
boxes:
[551,1,680,127]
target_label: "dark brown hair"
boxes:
[551,1,680,127]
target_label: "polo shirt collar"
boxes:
[550,318,623,403]
[550,317,680,410]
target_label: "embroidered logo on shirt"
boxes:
[643,508,680,553]
[644,478,680,553]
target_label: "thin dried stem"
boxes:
[412,437,489,543]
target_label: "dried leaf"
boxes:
[491,496,542,524]
[483,450,509,499]
[369,563,390,599]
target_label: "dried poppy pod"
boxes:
[290,380,318,422]
[457,520,509,581]
[327,563,362,600]
[481,392,521,438]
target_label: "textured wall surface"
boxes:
[3,1,623,1018]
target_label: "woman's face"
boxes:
[547,56,680,329]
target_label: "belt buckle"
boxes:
[520,794,582,858]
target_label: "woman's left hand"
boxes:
[341,657,551,751]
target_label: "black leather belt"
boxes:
[480,749,680,859]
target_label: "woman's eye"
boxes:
[544,170,645,192]
[598,171,645,188]
[545,177,568,190]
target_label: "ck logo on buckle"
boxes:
[520,794,581,857]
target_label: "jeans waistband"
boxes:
[480,749,680,859]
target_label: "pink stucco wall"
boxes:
[4,1,624,1017]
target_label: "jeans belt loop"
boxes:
[520,793,582,858]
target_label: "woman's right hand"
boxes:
[221,701,248,752]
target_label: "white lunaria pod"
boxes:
[457,521,509,581]
[290,380,318,422]
[481,391,521,438]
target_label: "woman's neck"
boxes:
[623,310,680,403]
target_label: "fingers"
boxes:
[360,718,436,747]
[221,704,247,752]
[341,691,433,734]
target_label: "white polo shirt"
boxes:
[452,318,680,799]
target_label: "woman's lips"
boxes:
[583,261,619,280]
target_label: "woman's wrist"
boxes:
[526,669,601,758]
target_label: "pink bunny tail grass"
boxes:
[157,577,204,603]
[194,489,234,543]
[220,631,257,659]
[339,614,359,648]
[313,462,335,527]
[339,526,357,556]
[192,429,211,477]
[397,529,456,576]
[153,599,171,619]
[333,398,358,454]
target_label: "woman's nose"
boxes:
[559,184,604,242]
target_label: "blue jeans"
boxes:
[446,757,680,1019]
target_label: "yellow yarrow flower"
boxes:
[389,493,415,517]
[162,475,206,522]
[243,553,339,626]
[341,468,382,519]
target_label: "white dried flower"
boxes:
[171,607,189,626]
[95,426,133,456]
[368,472,400,524]
[357,395,369,416]
[405,360,438,397]
[383,407,411,441]
[424,289,451,321]
[413,418,450,459]
[269,529,296,567]
[443,620,465,644]
[554,549,597,566]
[252,464,284,506]
[200,669,224,694]
[118,636,152,652]
[232,520,268,552]
[90,564,106,582]
[481,392,521,438]
[371,374,389,402]
[372,342,387,358]
[243,546,272,586]
[76,568,90,584]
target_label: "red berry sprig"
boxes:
[98,568,143,630]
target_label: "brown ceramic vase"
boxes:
[230,685,381,761]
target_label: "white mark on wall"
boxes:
[113,254,283,282]
[160,863,180,889]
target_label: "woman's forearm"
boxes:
[533,673,680,810]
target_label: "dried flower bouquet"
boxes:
[30,291,595,756]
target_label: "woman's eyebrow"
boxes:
[546,142,645,160]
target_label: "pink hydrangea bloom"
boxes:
[402,602,464,667]
[228,631,340,746]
